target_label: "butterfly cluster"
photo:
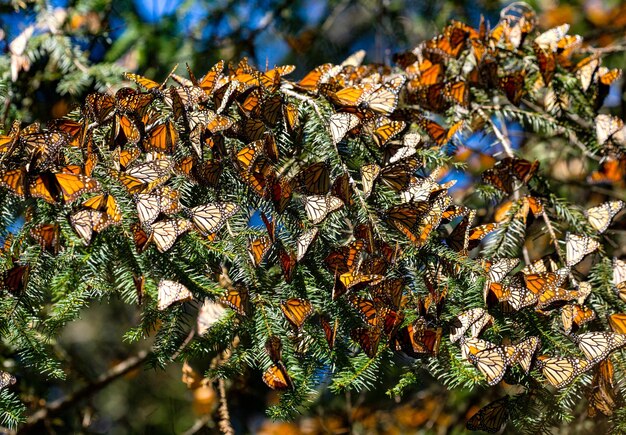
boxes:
[1,3,625,431]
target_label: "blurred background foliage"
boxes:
[1,0,625,433]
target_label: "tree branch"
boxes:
[19,350,150,433]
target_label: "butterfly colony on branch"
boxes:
[1,2,625,431]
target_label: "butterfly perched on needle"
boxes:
[466,395,510,433]
[302,195,344,224]
[157,279,193,310]
[585,200,624,234]
[280,298,313,330]
[565,233,600,267]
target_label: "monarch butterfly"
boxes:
[523,270,566,296]
[70,209,107,245]
[598,67,622,86]
[295,162,331,195]
[375,158,422,195]
[196,299,227,335]
[360,77,406,115]
[320,315,338,351]
[276,246,297,283]
[509,276,547,311]
[110,147,141,171]
[339,270,384,291]
[280,298,313,330]
[449,308,493,343]
[258,94,284,126]
[259,65,296,92]
[407,60,444,86]
[614,258,626,303]
[129,223,150,253]
[446,209,477,253]
[220,285,248,316]
[595,114,625,147]
[396,195,451,247]
[0,369,16,392]
[297,63,334,91]
[395,318,442,356]
[587,157,626,185]
[113,87,152,113]
[109,113,140,148]
[585,200,624,234]
[248,236,271,267]
[22,130,69,171]
[168,82,207,109]
[1,263,29,295]
[292,229,318,264]
[466,396,510,433]
[197,60,225,96]
[495,196,543,224]
[175,156,222,186]
[360,164,381,198]
[575,56,600,92]
[188,109,234,135]
[536,355,590,388]
[565,233,600,267]
[534,23,569,50]
[146,218,191,253]
[328,112,360,145]
[572,332,626,363]
[143,120,178,153]
[371,278,404,311]
[351,327,381,358]
[507,336,540,374]
[415,117,462,145]
[135,187,180,225]
[264,335,284,363]
[0,120,22,158]
[536,286,580,311]
[30,223,60,253]
[588,359,617,417]
[443,81,469,107]
[533,43,556,84]
[483,258,519,283]
[555,28,582,55]
[156,279,192,311]
[30,171,100,204]
[83,92,116,123]
[575,281,592,305]
[240,89,263,115]
[186,202,239,236]
[608,312,626,334]
[461,338,509,386]
[370,117,405,147]
[115,159,172,194]
[384,132,421,165]
[483,157,539,194]
[562,304,596,334]
[385,199,430,231]
[348,295,386,328]
[124,63,178,92]
[302,195,343,225]
[84,193,123,223]
[324,239,365,275]
[262,363,292,390]
[133,274,145,305]
[484,281,515,310]
[522,256,559,274]
[283,102,299,132]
